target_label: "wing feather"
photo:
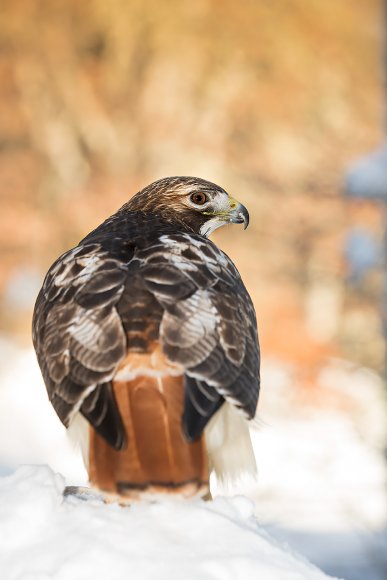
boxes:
[139,232,260,440]
[33,244,128,449]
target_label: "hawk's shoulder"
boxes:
[133,231,260,439]
[32,240,129,449]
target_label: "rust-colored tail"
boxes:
[88,375,209,500]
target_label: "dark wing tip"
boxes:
[182,376,224,442]
[81,382,127,451]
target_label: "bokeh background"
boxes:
[0,1,386,579]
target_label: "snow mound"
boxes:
[0,466,336,580]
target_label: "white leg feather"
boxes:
[205,403,257,486]
[67,404,257,490]
[67,413,90,469]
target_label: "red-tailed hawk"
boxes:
[32,177,260,501]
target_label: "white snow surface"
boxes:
[0,465,335,580]
[1,340,387,579]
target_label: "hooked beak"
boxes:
[228,197,249,229]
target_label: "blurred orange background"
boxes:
[1,2,387,577]
[1,0,384,386]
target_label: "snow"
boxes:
[0,340,386,579]
[243,360,387,580]
[0,465,335,580]
[0,342,86,482]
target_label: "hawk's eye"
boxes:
[190,192,208,206]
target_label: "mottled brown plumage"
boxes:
[32,176,260,500]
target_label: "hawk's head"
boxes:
[124,176,249,237]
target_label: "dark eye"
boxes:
[190,192,208,205]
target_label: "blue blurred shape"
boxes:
[344,227,382,284]
[345,144,387,199]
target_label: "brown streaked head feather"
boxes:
[120,176,232,235]
[124,176,227,212]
